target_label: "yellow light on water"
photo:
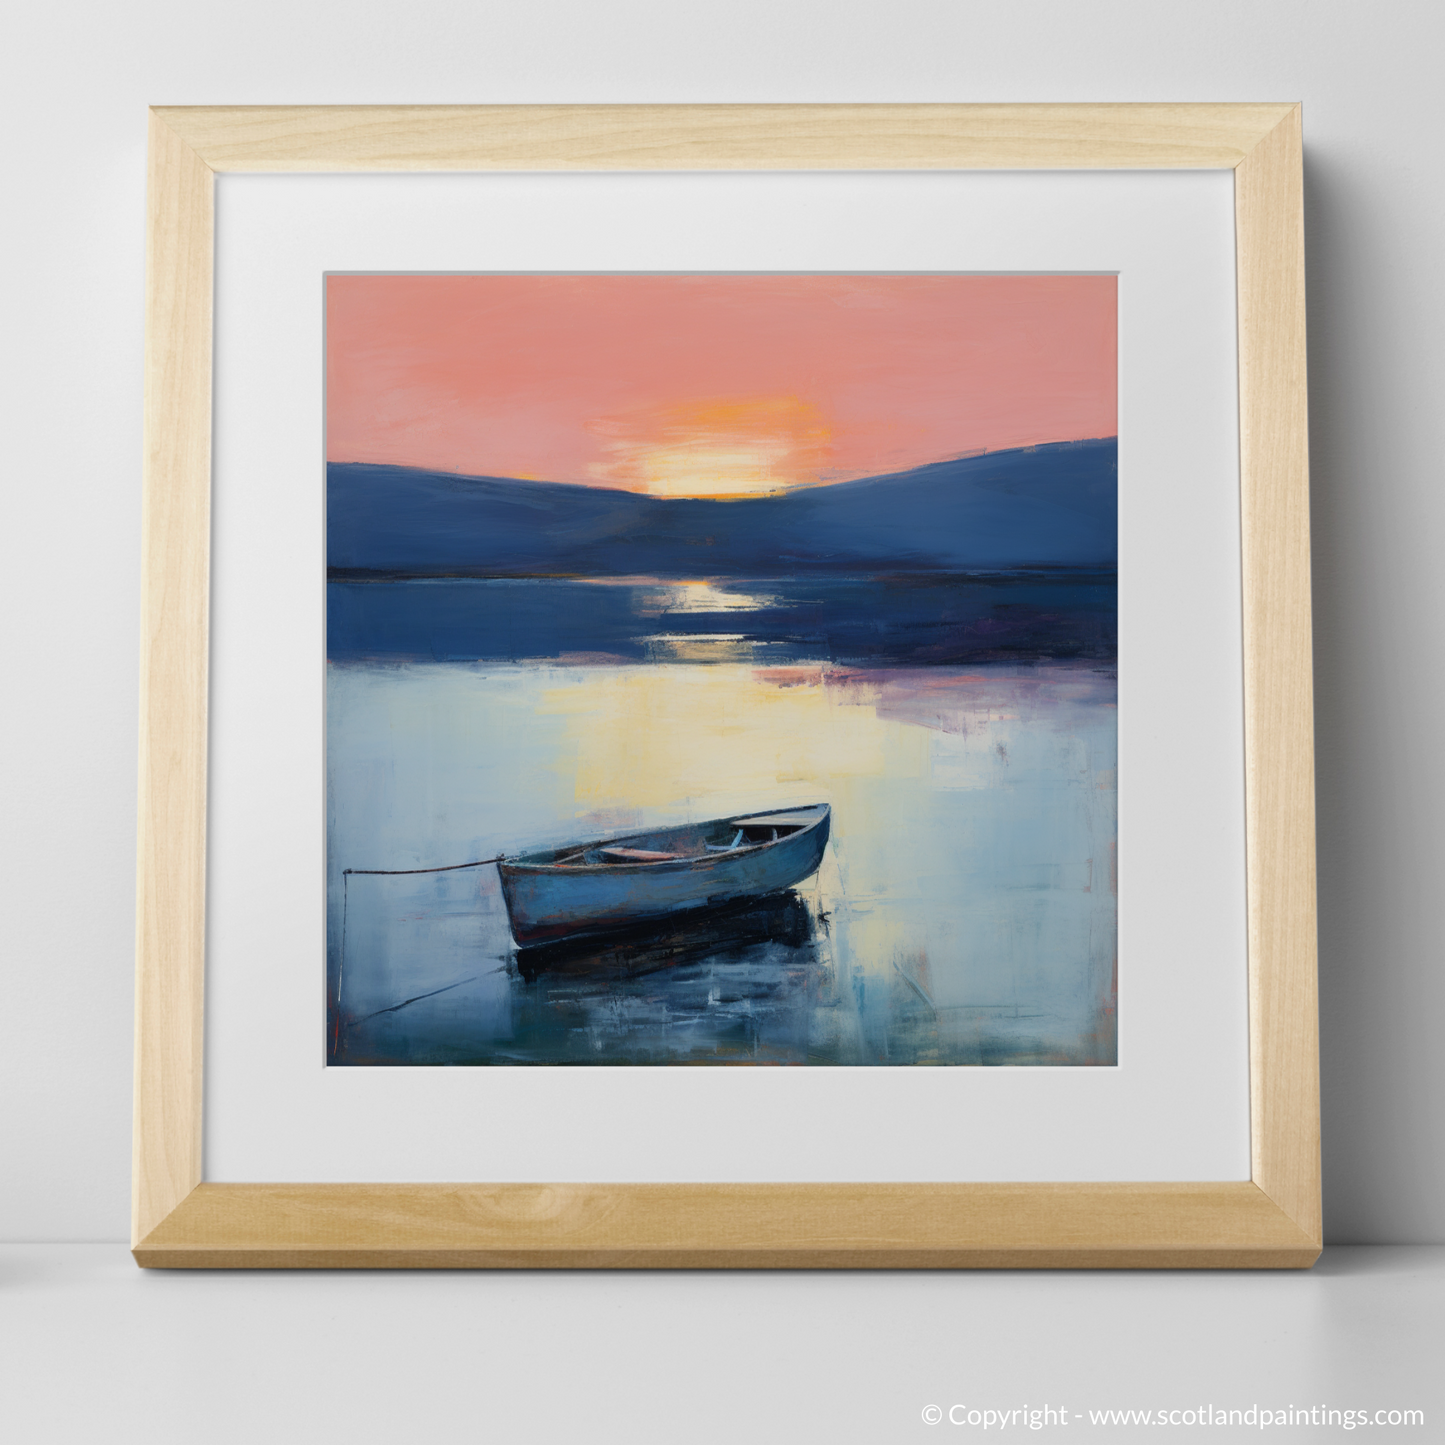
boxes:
[534,665,929,814]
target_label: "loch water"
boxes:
[327,575,1116,1067]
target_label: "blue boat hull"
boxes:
[498,804,830,945]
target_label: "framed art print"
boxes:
[135,105,1319,1267]
[324,270,1119,1071]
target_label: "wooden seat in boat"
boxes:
[599,847,684,864]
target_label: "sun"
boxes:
[588,395,832,497]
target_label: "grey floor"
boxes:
[2,1246,1439,1442]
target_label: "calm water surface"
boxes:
[328,637,1116,1066]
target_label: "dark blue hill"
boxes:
[327,437,1116,578]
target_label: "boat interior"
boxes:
[528,809,825,869]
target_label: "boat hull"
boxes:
[499,805,830,945]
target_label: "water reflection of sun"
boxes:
[633,581,780,616]
[535,664,912,813]
[589,394,831,497]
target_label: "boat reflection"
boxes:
[512,889,816,981]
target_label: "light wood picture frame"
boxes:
[135,103,1318,1268]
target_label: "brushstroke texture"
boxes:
[327,574,1116,666]
[326,273,1117,487]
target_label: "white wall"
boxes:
[2,0,1441,1243]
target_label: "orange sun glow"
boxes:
[588,395,831,497]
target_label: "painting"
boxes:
[326,273,1116,1067]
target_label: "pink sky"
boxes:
[326,274,1115,496]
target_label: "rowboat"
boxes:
[498,803,831,946]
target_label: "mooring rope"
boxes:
[342,855,505,877]
[334,854,506,1053]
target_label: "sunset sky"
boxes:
[326,274,1115,498]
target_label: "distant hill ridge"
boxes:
[327,437,1117,578]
